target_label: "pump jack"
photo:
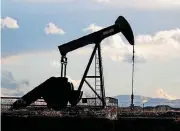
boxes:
[12,16,134,110]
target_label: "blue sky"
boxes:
[1,0,180,101]
[2,1,180,55]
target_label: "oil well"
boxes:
[2,16,180,131]
[1,16,135,119]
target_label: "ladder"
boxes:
[95,46,105,106]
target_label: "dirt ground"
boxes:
[1,115,180,131]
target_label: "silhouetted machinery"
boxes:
[12,16,134,111]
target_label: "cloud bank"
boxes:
[1,71,30,97]
[1,28,180,97]
[1,17,19,29]
[80,24,180,63]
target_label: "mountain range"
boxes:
[114,95,180,108]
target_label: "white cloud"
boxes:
[1,55,22,65]
[50,60,61,68]
[83,23,102,32]
[92,0,180,9]
[12,0,74,3]
[156,88,176,100]
[135,28,180,61]
[1,17,19,29]
[1,87,30,97]
[66,76,96,97]
[81,24,180,62]
[1,88,21,97]
[12,0,180,9]
[66,76,81,88]
[95,0,110,3]
[44,22,65,35]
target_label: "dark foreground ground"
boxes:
[2,115,180,131]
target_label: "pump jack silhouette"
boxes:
[12,16,135,110]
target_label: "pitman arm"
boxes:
[58,16,134,56]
